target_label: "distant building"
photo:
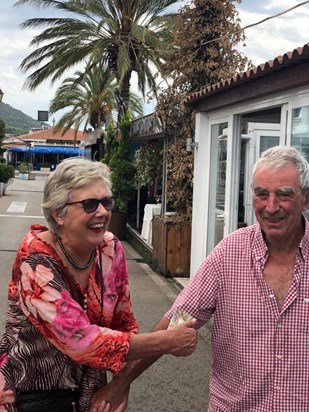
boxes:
[2,127,85,169]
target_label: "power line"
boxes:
[201,1,309,46]
[242,1,309,31]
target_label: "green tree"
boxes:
[102,121,118,166]
[108,113,136,212]
[156,0,249,220]
[15,0,179,118]
[0,119,5,156]
[156,88,196,220]
[162,0,248,93]
[49,62,144,163]
[49,62,143,131]
[49,64,116,139]
[134,140,163,188]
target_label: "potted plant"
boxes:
[18,162,32,180]
[0,164,15,195]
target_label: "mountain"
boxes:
[0,102,49,136]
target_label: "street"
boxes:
[0,178,46,329]
[0,177,211,411]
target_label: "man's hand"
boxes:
[90,378,130,412]
[168,319,198,356]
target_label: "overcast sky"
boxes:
[0,0,308,125]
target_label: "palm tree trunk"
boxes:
[117,70,132,123]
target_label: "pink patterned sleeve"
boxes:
[108,240,139,334]
[18,259,131,374]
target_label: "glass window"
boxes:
[259,135,280,155]
[291,105,309,160]
[207,122,228,252]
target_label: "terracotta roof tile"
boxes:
[184,43,309,105]
[16,127,85,143]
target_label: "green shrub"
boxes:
[101,113,136,213]
[0,164,15,183]
[18,162,33,174]
[109,115,136,212]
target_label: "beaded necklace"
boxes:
[56,235,95,270]
[56,236,104,317]
[82,248,105,316]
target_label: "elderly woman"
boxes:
[0,159,197,412]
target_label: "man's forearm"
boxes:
[117,316,170,384]
[125,316,176,361]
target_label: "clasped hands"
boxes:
[90,320,197,412]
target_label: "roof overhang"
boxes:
[184,43,309,112]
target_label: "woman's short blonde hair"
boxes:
[42,158,112,233]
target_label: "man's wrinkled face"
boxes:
[253,164,309,243]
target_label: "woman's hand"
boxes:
[90,378,130,412]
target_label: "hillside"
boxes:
[0,102,48,136]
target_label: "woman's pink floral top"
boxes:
[0,224,139,411]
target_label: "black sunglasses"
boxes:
[66,196,115,213]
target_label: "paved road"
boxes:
[0,177,211,411]
[0,178,46,329]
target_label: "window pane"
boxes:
[259,135,280,155]
[291,106,309,160]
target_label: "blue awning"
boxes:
[7,145,84,155]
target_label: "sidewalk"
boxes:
[122,241,211,411]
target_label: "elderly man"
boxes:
[92,145,309,412]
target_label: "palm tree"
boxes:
[49,63,143,137]
[15,0,179,120]
[49,64,115,136]
[49,65,143,133]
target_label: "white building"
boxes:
[185,43,309,277]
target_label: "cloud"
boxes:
[0,1,62,122]
[0,0,308,127]
[237,1,309,65]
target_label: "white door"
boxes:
[241,123,281,227]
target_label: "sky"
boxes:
[0,0,308,126]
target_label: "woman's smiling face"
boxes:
[54,180,112,252]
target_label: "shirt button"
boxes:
[277,322,282,328]
[275,385,281,391]
[277,354,283,360]
[269,293,275,299]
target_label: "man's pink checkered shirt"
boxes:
[166,221,309,411]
